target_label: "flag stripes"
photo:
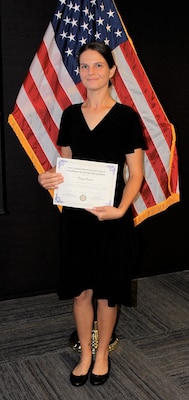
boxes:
[8,0,180,226]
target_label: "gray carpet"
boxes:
[0,270,189,399]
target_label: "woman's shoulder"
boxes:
[114,103,142,125]
[63,103,82,114]
[60,103,82,128]
[115,102,137,115]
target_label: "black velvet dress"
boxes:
[57,102,146,306]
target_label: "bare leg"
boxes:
[72,289,93,376]
[92,299,117,375]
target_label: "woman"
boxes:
[38,41,146,386]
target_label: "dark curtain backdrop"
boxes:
[0,1,189,300]
[0,16,6,214]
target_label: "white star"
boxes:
[100,3,105,12]
[73,3,80,12]
[96,17,104,26]
[59,0,66,5]
[82,6,89,16]
[106,24,111,32]
[65,47,73,56]
[88,12,94,21]
[63,16,71,25]
[67,1,74,11]
[60,30,68,39]
[94,31,101,40]
[115,29,122,38]
[68,33,75,42]
[107,9,115,18]
[104,38,110,46]
[74,66,80,75]
[55,11,62,20]
[70,18,78,27]
[90,0,96,6]
[79,37,88,45]
[81,21,89,31]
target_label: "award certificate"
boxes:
[53,158,118,209]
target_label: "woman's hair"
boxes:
[78,41,115,68]
[77,41,116,86]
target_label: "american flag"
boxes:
[8,0,180,226]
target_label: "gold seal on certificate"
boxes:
[53,158,118,209]
[80,194,87,202]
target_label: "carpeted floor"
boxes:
[0,270,189,399]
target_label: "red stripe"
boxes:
[112,70,135,108]
[113,69,170,198]
[76,81,87,100]
[120,42,173,148]
[133,179,157,216]
[23,72,60,147]
[37,41,72,111]
[12,104,52,170]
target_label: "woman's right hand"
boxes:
[38,169,64,190]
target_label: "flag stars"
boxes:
[88,12,94,21]
[67,1,74,11]
[70,18,78,27]
[81,21,89,31]
[74,66,80,75]
[63,16,71,25]
[59,0,66,5]
[96,17,104,26]
[55,10,62,20]
[82,6,89,16]
[107,9,115,18]
[65,47,73,56]
[79,37,88,45]
[68,33,75,42]
[52,0,128,76]
[115,29,122,37]
[60,30,68,39]
[73,3,80,12]
[94,31,101,40]
[104,38,110,46]
[100,3,105,12]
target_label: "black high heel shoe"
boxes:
[90,357,111,386]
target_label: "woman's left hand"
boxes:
[86,206,124,221]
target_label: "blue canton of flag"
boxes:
[52,0,127,84]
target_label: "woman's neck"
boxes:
[83,92,115,111]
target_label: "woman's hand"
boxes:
[38,170,64,190]
[86,206,124,221]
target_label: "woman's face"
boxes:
[79,49,115,91]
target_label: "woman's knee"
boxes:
[74,289,93,305]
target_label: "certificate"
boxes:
[53,158,118,209]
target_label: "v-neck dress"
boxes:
[57,102,146,306]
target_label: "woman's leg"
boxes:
[92,299,117,375]
[72,289,94,375]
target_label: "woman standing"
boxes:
[38,41,146,386]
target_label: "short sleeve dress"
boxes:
[57,102,146,307]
